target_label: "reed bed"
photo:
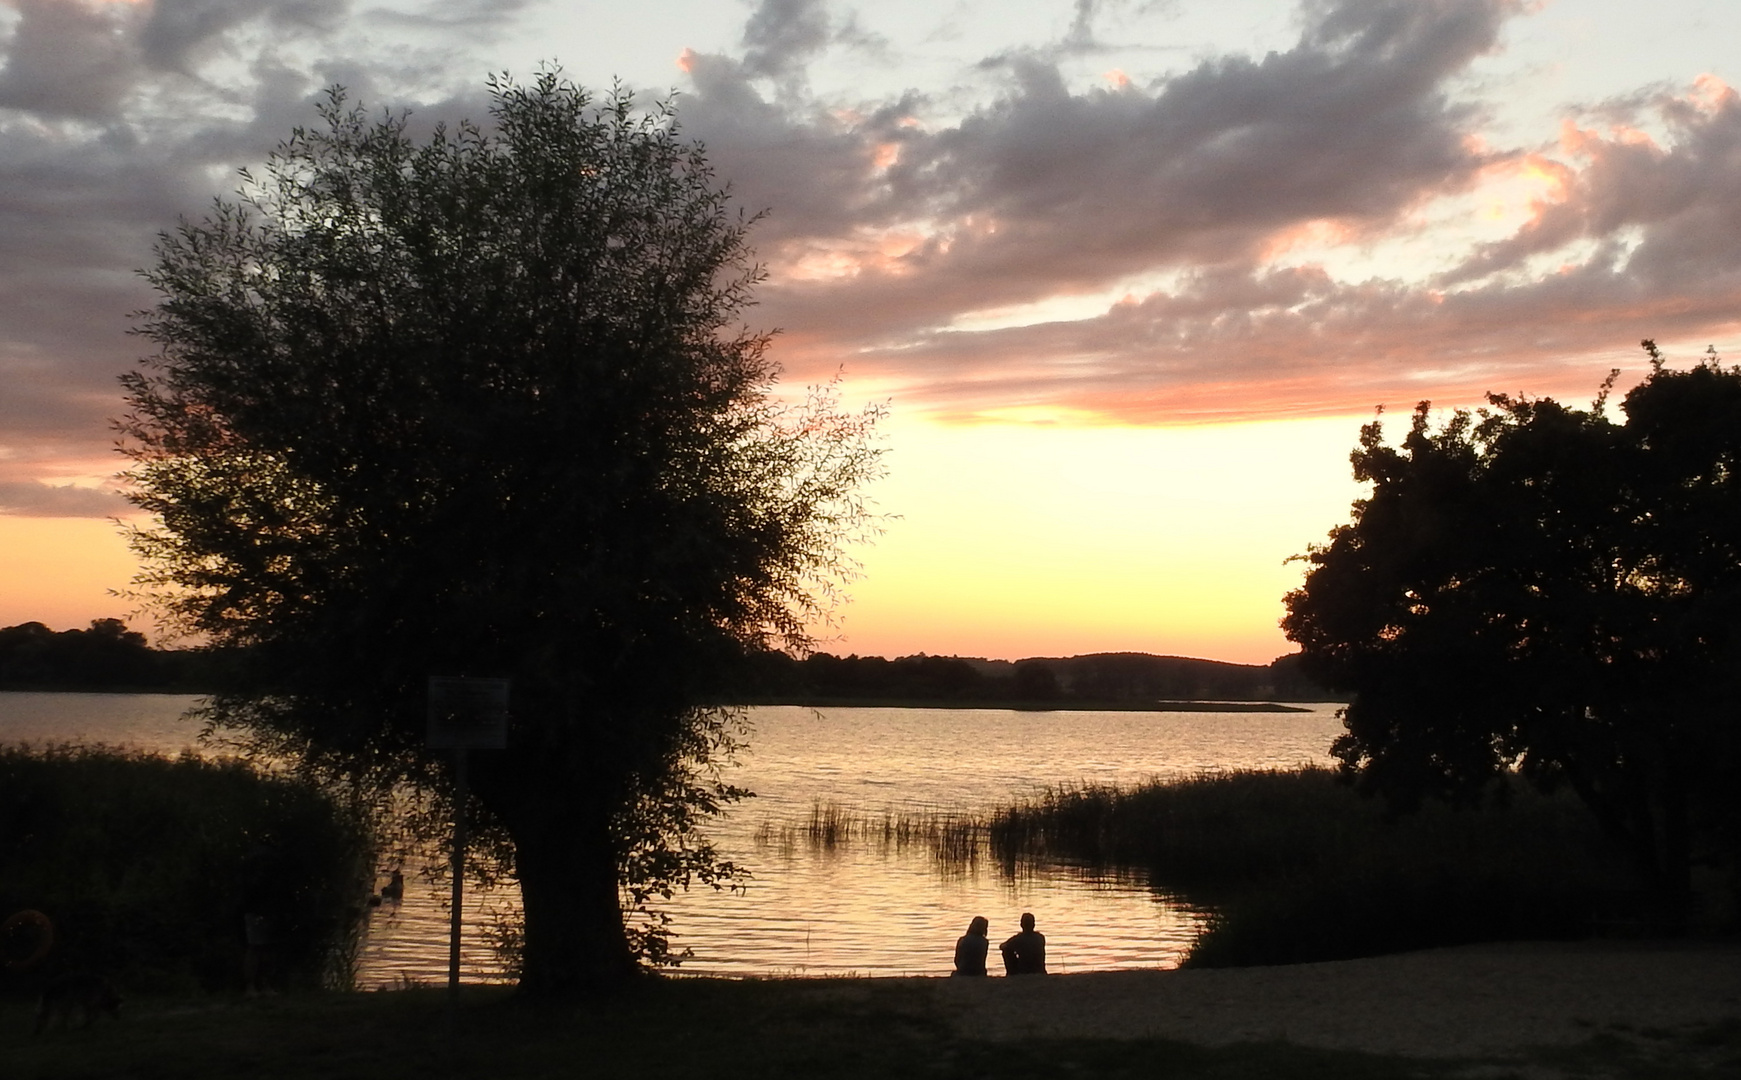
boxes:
[985,767,1638,966]
[753,802,988,868]
[0,743,374,996]
[753,770,1646,968]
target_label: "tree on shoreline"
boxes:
[119,71,882,994]
[1283,344,1741,903]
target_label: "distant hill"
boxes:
[725,649,1336,707]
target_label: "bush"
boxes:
[989,768,1635,967]
[0,744,372,995]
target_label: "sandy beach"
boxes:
[869,940,1741,1059]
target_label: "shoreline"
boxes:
[721,697,1323,712]
[868,938,1741,1057]
[7,939,1737,1078]
[0,687,1330,711]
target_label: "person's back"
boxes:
[953,915,989,976]
[999,912,1047,975]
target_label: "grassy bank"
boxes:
[988,768,1641,966]
[0,745,372,996]
[5,978,1737,1080]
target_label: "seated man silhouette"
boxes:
[999,912,1046,975]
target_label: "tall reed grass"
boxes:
[989,768,1634,966]
[753,802,986,868]
[755,770,1638,968]
[0,744,373,995]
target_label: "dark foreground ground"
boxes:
[5,941,1738,1080]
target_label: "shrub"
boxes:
[0,744,371,994]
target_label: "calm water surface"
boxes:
[0,693,1343,983]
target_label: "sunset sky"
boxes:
[3,0,1740,664]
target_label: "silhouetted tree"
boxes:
[119,72,881,994]
[1284,344,1741,901]
[0,619,161,688]
[1012,660,1061,700]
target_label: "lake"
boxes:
[0,692,1343,984]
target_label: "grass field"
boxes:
[4,976,1738,1080]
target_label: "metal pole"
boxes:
[448,747,467,1002]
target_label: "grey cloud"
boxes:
[1063,0,1101,51]
[140,0,349,73]
[0,0,352,122]
[688,0,1518,371]
[0,120,216,454]
[742,0,832,85]
[738,0,891,96]
[1451,84,1741,293]
[0,0,143,119]
[677,50,908,244]
[823,224,1741,425]
[0,54,480,504]
[362,0,535,36]
[0,480,126,518]
[832,12,891,61]
[907,0,1513,253]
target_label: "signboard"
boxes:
[426,676,510,749]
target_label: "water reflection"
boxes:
[0,694,1343,984]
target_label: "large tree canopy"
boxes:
[1284,344,1741,900]
[119,72,882,993]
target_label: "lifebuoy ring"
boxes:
[1,909,54,970]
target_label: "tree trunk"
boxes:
[509,798,638,997]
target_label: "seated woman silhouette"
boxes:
[953,916,989,976]
[999,912,1046,975]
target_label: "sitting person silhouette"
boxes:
[999,912,1046,975]
[953,916,989,976]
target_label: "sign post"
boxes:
[426,676,509,1004]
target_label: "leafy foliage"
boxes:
[118,71,882,990]
[1284,344,1741,898]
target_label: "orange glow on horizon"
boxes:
[825,413,1374,666]
[0,516,142,637]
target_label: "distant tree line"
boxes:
[0,620,232,691]
[2,621,1329,704]
[727,650,1331,706]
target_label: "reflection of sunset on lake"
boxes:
[0,698,1346,981]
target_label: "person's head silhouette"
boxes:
[1020,912,1035,932]
[967,916,988,936]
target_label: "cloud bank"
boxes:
[2,0,1739,517]
[679,0,1741,422]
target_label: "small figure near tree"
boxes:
[1284,342,1741,912]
